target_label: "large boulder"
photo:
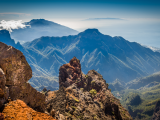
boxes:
[0,42,45,112]
[0,42,32,86]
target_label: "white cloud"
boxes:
[0,20,30,32]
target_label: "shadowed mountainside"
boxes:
[1,28,160,91]
[24,28,160,90]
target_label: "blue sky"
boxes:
[0,0,160,47]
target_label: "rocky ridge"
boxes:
[0,42,132,120]
[45,57,133,120]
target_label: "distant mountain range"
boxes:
[143,45,160,53]
[24,29,160,85]
[10,19,79,42]
[0,19,160,91]
[110,71,160,92]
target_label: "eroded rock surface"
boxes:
[0,42,45,112]
[46,57,133,120]
[0,42,31,86]
[59,57,82,88]
[2,99,55,120]
[0,68,9,109]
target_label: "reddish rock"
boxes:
[0,42,32,86]
[9,83,45,112]
[0,68,9,109]
[2,99,55,120]
[0,113,4,120]
[59,57,83,88]
[47,57,133,120]
[0,68,6,90]
[0,42,45,112]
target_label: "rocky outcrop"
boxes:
[9,83,45,112]
[59,57,82,88]
[0,42,31,86]
[2,99,55,120]
[0,42,45,112]
[151,100,160,120]
[46,57,133,120]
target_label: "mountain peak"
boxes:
[26,19,58,26]
[78,28,102,36]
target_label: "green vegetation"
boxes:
[89,89,97,96]
[80,88,84,91]
[71,106,77,110]
[91,80,95,85]
[85,75,88,78]
[123,92,141,105]
[112,83,160,120]
[74,98,79,102]
[106,83,109,86]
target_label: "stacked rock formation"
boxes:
[59,57,82,88]
[45,57,133,120]
[0,42,46,113]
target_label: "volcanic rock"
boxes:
[0,68,9,109]
[46,57,133,120]
[0,68,6,91]
[0,113,4,120]
[2,99,55,120]
[59,57,82,88]
[9,83,45,112]
[0,42,45,112]
[0,42,31,86]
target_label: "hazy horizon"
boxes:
[0,0,160,47]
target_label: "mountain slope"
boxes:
[126,72,160,90]
[10,19,79,42]
[23,29,160,87]
[1,28,160,91]
[112,71,160,120]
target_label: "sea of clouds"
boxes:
[0,20,30,32]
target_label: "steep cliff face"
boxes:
[46,57,133,120]
[0,42,31,86]
[0,42,45,112]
